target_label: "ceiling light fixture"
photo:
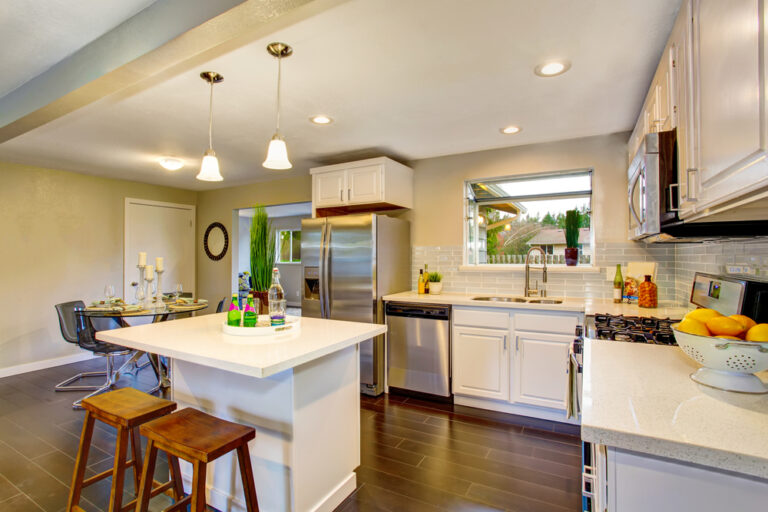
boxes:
[159,157,184,171]
[309,115,333,125]
[534,60,571,77]
[263,42,293,170]
[196,71,224,182]
[500,125,521,135]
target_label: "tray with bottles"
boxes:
[221,315,301,337]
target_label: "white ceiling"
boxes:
[0,0,158,98]
[0,0,681,191]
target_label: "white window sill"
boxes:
[458,265,601,273]
[276,261,302,265]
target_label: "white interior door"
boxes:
[124,198,195,300]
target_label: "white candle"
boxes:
[155,257,164,272]
[138,251,147,266]
[145,265,154,279]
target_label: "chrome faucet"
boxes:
[524,247,547,297]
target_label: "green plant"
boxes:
[564,209,580,249]
[427,272,442,283]
[249,205,276,292]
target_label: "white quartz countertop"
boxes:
[97,313,386,379]
[581,338,768,479]
[383,291,691,318]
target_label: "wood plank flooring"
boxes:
[335,394,582,512]
[0,357,582,511]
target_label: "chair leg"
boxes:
[129,427,143,495]
[190,461,208,512]
[72,354,118,409]
[55,370,108,392]
[236,443,260,512]
[67,411,95,511]
[108,425,129,512]
[135,439,158,512]
[167,454,186,501]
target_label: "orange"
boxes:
[716,335,741,340]
[685,308,722,323]
[745,323,768,342]
[705,316,745,337]
[729,314,757,332]
[677,318,710,337]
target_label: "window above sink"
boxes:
[464,169,594,269]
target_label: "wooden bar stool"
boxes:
[67,387,178,512]
[136,407,259,512]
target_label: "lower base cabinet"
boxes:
[512,331,572,410]
[452,326,509,401]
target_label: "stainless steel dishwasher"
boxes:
[385,302,451,397]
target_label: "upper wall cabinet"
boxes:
[310,157,413,217]
[689,0,768,216]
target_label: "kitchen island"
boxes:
[581,338,768,511]
[98,313,386,512]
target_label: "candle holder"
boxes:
[155,269,165,304]
[136,265,146,305]
[144,272,155,309]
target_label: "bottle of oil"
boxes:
[418,269,426,294]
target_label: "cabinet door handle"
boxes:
[686,168,698,202]
[515,335,520,352]
[348,188,351,200]
[503,335,507,350]
[339,189,343,201]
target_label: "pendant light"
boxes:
[263,42,293,170]
[197,71,224,181]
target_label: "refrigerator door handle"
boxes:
[322,223,332,319]
[318,222,327,319]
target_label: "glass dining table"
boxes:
[76,302,208,393]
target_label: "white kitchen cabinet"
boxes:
[452,325,509,401]
[310,157,413,215]
[689,0,768,214]
[512,331,572,410]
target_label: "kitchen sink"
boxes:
[526,299,564,304]
[471,296,528,303]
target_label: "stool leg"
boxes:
[167,454,185,501]
[190,461,208,512]
[108,425,129,512]
[67,411,95,511]
[236,444,260,512]
[135,439,158,512]
[129,427,143,495]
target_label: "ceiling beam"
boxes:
[0,0,349,143]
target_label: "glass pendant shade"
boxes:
[196,149,223,181]
[262,134,292,169]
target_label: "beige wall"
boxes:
[402,132,630,247]
[0,161,196,374]
[196,176,312,308]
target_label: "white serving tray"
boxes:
[222,315,301,337]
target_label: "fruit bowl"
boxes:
[672,324,768,394]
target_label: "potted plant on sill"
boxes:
[249,205,275,314]
[564,209,580,266]
[427,272,443,294]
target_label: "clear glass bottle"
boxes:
[227,293,241,327]
[268,267,286,326]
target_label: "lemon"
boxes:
[677,318,710,337]
[729,314,757,332]
[745,323,768,342]
[705,316,745,337]
[685,308,722,323]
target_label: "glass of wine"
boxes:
[104,284,116,304]
[175,283,183,302]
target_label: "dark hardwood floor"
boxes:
[335,393,582,512]
[0,358,582,511]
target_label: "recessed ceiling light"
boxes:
[500,125,521,135]
[534,61,571,77]
[309,115,333,125]
[159,157,184,171]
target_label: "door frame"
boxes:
[124,197,196,298]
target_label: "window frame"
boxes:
[276,229,302,264]
[463,168,595,269]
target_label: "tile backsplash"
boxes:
[412,239,768,305]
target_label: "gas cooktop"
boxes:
[588,314,681,345]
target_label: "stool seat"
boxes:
[136,408,259,511]
[141,407,256,463]
[82,387,176,428]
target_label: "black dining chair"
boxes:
[216,297,227,313]
[54,301,132,408]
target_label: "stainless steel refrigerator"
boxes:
[301,213,410,396]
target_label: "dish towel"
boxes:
[566,355,580,419]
